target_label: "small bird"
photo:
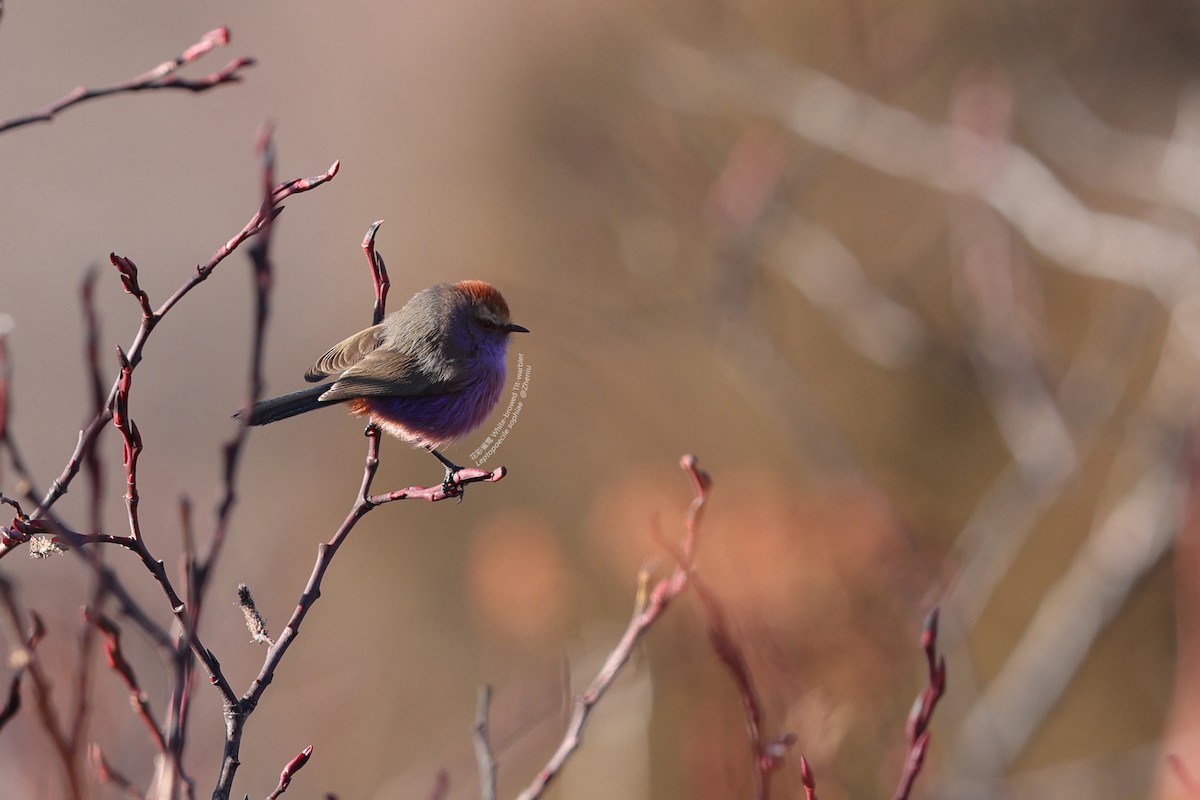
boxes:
[239,280,527,484]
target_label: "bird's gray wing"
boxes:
[316,348,472,402]
[304,324,385,382]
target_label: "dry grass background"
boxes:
[0,1,1197,798]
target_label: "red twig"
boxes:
[197,121,279,620]
[112,349,144,543]
[0,325,39,506]
[155,126,283,799]
[0,673,20,733]
[104,349,234,711]
[0,27,252,135]
[80,266,106,533]
[110,254,154,320]
[203,128,283,800]
[689,575,794,799]
[680,453,711,561]
[213,417,495,798]
[891,608,946,800]
[800,756,819,800]
[265,745,313,800]
[654,457,794,800]
[362,220,390,326]
[83,608,167,753]
[0,504,180,656]
[88,744,144,800]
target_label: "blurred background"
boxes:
[1,0,1198,798]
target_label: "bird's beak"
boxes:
[506,322,530,333]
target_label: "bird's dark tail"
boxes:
[235,383,335,426]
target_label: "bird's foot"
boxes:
[368,465,507,504]
[442,465,467,504]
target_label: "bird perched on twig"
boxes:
[237,280,527,486]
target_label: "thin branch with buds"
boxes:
[265,745,314,800]
[892,608,946,800]
[104,348,239,709]
[83,608,167,754]
[212,419,502,798]
[684,565,796,799]
[19,157,338,530]
[362,220,391,326]
[0,127,337,798]
[0,27,253,135]
[653,457,795,800]
[502,455,945,800]
[515,454,711,800]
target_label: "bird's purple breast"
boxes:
[352,362,506,448]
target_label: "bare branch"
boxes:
[688,573,793,799]
[516,455,710,800]
[0,673,21,733]
[83,608,167,754]
[0,580,82,799]
[891,609,946,800]
[0,27,252,135]
[89,744,144,800]
[79,266,106,533]
[26,157,338,525]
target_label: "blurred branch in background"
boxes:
[606,8,1199,798]
[644,36,1200,301]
